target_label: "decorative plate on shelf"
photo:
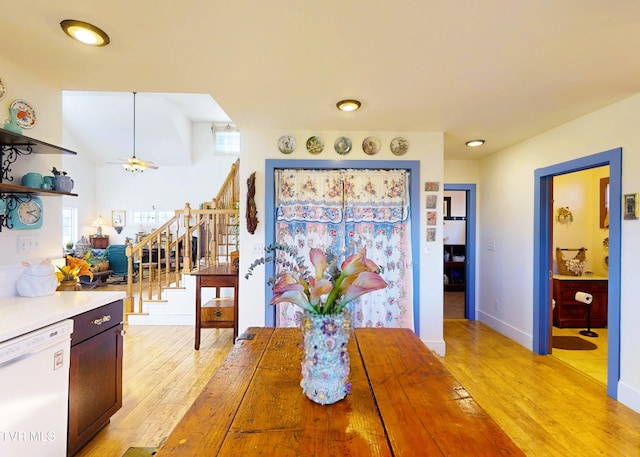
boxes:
[390,137,409,156]
[0,75,6,101]
[306,136,324,154]
[278,135,296,154]
[334,136,352,155]
[11,99,37,129]
[362,136,381,155]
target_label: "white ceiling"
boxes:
[2,1,640,166]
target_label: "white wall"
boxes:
[237,130,447,353]
[478,93,640,413]
[0,57,65,267]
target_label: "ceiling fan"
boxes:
[109,92,159,173]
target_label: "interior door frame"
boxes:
[264,159,421,330]
[443,184,477,320]
[533,148,621,399]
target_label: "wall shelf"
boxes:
[0,128,79,231]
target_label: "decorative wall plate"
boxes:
[11,99,37,129]
[362,136,381,155]
[278,135,296,154]
[0,76,6,101]
[306,136,324,154]
[334,136,352,155]
[390,137,409,155]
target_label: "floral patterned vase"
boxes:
[300,310,352,405]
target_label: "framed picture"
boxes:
[624,193,638,220]
[426,228,436,242]
[426,211,437,226]
[425,181,440,192]
[112,210,126,227]
[426,195,437,209]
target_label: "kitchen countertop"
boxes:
[553,274,608,280]
[0,291,126,342]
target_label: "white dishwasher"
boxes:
[0,319,73,457]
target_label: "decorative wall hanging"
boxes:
[112,210,126,234]
[306,136,324,154]
[556,206,573,223]
[278,135,296,154]
[334,136,352,155]
[624,193,638,220]
[0,75,6,100]
[424,181,439,192]
[10,99,37,129]
[362,136,380,155]
[246,172,258,234]
[390,137,409,155]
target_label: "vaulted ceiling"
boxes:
[2,1,640,166]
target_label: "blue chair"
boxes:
[106,245,138,281]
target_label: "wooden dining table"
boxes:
[157,327,524,456]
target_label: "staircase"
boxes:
[125,159,239,325]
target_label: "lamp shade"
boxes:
[91,215,110,227]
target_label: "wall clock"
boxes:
[8,196,43,229]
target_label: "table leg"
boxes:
[195,276,202,350]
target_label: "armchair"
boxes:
[106,244,138,281]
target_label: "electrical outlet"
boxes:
[18,235,40,253]
[488,240,496,251]
[494,299,500,311]
[252,243,264,255]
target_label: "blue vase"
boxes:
[300,310,352,405]
[3,107,22,134]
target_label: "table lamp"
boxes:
[91,215,110,236]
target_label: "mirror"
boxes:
[600,177,609,228]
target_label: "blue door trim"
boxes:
[265,159,421,332]
[443,184,477,320]
[533,148,621,398]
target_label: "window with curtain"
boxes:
[274,168,414,330]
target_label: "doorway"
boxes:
[533,148,621,399]
[444,184,476,320]
[550,167,609,386]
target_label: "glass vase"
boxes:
[300,309,352,405]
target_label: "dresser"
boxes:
[552,275,608,328]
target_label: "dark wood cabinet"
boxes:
[444,244,466,291]
[68,300,123,456]
[552,276,608,328]
[90,235,109,249]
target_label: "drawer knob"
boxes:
[91,315,112,325]
[214,310,224,318]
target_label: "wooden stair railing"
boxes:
[122,159,240,318]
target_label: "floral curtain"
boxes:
[274,168,413,329]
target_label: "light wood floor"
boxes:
[551,326,607,386]
[79,322,640,457]
[441,320,640,457]
[74,325,234,457]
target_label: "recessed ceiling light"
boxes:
[60,20,110,46]
[465,139,485,147]
[336,99,361,112]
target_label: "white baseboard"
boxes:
[477,310,533,350]
[422,338,446,356]
[618,380,640,414]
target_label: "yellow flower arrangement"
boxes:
[56,254,94,282]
